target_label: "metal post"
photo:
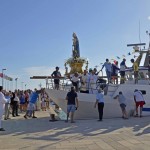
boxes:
[21,82,24,90]
[146,30,150,49]
[2,68,6,88]
[15,78,18,90]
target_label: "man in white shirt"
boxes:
[94,88,104,121]
[114,91,128,119]
[80,70,89,93]
[70,72,81,92]
[89,70,98,94]
[0,86,8,131]
[134,89,145,117]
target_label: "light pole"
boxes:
[2,68,6,88]
[15,78,18,90]
[146,30,150,49]
[21,82,24,90]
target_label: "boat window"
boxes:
[140,90,146,95]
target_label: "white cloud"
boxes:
[148,16,150,20]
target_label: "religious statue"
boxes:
[64,33,88,75]
[72,32,80,58]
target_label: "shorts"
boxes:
[134,71,138,78]
[120,71,125,77]
[67,105,76,113]
[120,103,126,111]
[54,79,60,84]
[27,103,36,111]
[72,81,78,87]
[80,90,89,93]
[136,101,145,107]
[20,102,25,105]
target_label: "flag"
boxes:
[0,73,3,78]
[116,56,120,59]
[111,58,115,61]
[1,73,13,81]
[134,55,138,58]
[128,52,131,55]
[94,65,98,68]
[132,50,136,54]
[122,55,126,58]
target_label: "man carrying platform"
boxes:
[65,86,79,123]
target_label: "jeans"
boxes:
[98,103,104,120]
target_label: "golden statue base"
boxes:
[65,57,88,76]
[69,62,84,74]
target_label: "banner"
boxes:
[0,73,13,81]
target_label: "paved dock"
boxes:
[0,111,150,150]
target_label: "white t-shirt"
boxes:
[71,75,80,82]
[80,74,89,91]
[96,92,104,103]
[89,74,98,94]
[134,91,144,102]
[118,94,126,105]
[14,96,19,102]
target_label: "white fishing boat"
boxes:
[31,34,150,119]
[45,50,150,120]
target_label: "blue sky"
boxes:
[0,0,150,90]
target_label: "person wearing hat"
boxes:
[120,58,127,84]
[134,89,145,117]
[0,86,8,131]
[131,59,139,84]
[94,88,105,121]
[51,66,61,90]
[88,68,93,76]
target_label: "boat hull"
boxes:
[46,89,135,119]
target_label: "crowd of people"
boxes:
[51,58,150,94]
[0,86,50,131]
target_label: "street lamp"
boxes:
[21,82,24,90]
[146,30,150,49]
[2,68,6,88]
[15,78,18,90]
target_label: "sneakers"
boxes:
[97,119,102,121]
[24,115,27,119]
[71,121,75,123]
[32,116,37,118]
[0,128,5,131]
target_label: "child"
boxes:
[114,91,128,119]
[41,94,46,111]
